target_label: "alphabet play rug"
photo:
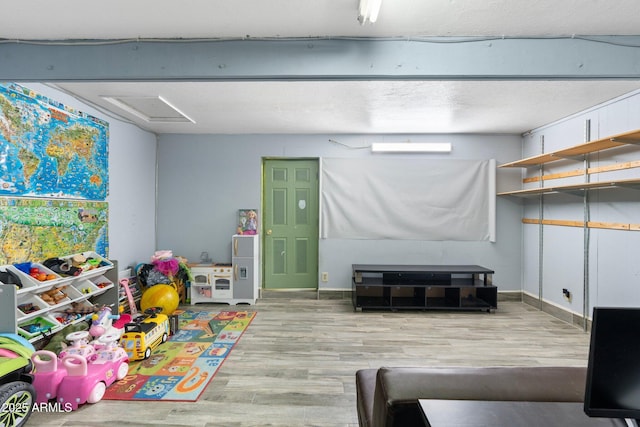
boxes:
[103,309,256,402]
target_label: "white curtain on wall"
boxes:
[320,158,496,241]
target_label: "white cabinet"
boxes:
[232,234,260,305]
[189,264,233,304]
[0,252,117,343]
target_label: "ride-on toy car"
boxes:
[119,307,169,361]
[31,331,129,411]
[0,334,35,427]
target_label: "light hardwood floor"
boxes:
[28,293,591,427]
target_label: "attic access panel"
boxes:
[101,95,194,123]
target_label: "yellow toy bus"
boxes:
[119,309,169,361]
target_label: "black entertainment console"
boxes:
[352,264,497,312]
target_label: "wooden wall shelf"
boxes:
[498,178,640,197]
[522,218,640,232]
[522,160,640,184]
[498,128,640,234]
[499,128,640,168]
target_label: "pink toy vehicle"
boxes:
[89,306,130,340]
[57,332,128,410]
[58,331,96,361]
[92,332,129,364]
[31,333,128,410]
[31,350,67,404]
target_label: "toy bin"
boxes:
[89,275,114,290]
[50,300,96,325]
[18,315,60,340]
[62,251,113,276]
[17,293,48,318]
[13,262,64,289]
[0,265,32,292]
[37,285,82,308]
[71,279,101,297]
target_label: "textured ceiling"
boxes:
[3,0,640,39]
[52,80,640,134]
[3,0,640,135]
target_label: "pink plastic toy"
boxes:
[31,334,128,410]
[93,332,129,365]
[56,343,128,410]
[58,330,96,361]
[31,350,67,404]
[89,306,126,339]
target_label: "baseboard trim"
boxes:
[521,292,590,330]
[312,289,591,329]
[497,290,522,302]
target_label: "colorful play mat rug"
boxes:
[103,309,256,402]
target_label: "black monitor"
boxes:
[584,307,640,424]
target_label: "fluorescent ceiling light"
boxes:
[371,142,452,153]
[358,0,382,24]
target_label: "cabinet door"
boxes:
[232,258,255,300]
[190,268,211,285]
[233,235,256,258]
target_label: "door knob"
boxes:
[266,229,272,235]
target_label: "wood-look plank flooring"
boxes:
[28,293,591,427]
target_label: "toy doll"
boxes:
[245,210,258,235]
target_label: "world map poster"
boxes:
[0,198,108,264]
[0,82,109,200]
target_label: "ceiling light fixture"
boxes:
[358,0,382,24]
[371,142,452,153]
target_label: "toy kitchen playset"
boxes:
[189,210,260,305]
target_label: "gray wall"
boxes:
[26,84,158,272]
[521,90,640,317]
[156,133,523,291]
[21,83,640,307]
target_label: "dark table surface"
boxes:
[352,264,494,274]
[419,399,629,427]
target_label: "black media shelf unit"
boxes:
[352,264,497,312]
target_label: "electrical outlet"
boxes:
[321,272,329,282]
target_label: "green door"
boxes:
[263,159,319,289]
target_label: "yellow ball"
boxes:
[140,284,179,315]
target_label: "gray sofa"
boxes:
[355,366,588,427]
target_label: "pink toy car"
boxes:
[31,350,67,404]
[57,333,128,410]
[58,331,96,361]
[31,333,128,410]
